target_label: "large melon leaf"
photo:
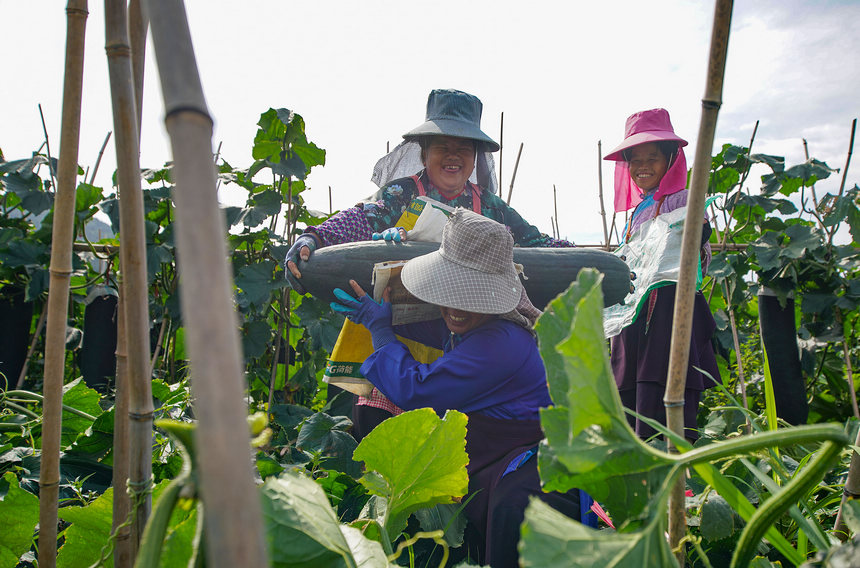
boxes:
[352,408,468,538]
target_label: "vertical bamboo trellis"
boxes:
[498,111,504,197]
[144,0,269,565]
[664,0,733,559]
[111,2,149,565]
[38,2,88,566]
[105,0,154,555]
[596,140,611,250]
[505,142,524,205]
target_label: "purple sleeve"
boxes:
[360,321,550,420]
[306,206,375,246]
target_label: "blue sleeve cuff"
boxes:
[371,327,398,350]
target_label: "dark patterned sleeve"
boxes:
[479,191,575,247]
[305,177,418,245]
[305,206,375,246]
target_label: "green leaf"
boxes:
[20,189,54,216]
[56,487,114,567]
[700,494,734,541]
[0,472,39,568]
[261,472,388,568]
[519,498,677,568]
[242,319,273,359]
[293,142,326,170]
[74,182,103,214]
[271,153,308,180]
[60,379,102,447]
[270,403,315,436]
[414,502,469,548]
[353,408,469,538]
[535,269,674,528]
[0,239,48,268]
[297,412,360,477]
[294,295,345,352]
[780,223,822,259]
[235,260,285,309]
[749,153,785,173]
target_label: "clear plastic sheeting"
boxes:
[603,204,702,338]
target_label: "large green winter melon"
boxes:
[297,241,630,309]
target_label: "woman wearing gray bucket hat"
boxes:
[284,88,573,433]
[331,209,580,568]
[285,88,572,289]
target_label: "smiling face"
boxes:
[439,306,493,335]
[422,136,477,198]
[627,142,670,193]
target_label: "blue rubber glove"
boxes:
[284,234,319,294]
[371,227,404,242]
[330,288,396,348]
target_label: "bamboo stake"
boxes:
[833,427,860,541]
[553,184,559,239]
[16,305,47,389]
[498,111,504,197]
[129,0,148,129]
[38,3,88,565]
[665,0,733,560]
[329,185,332,215]
[145,1,269,565]
[837,119,856,198]
[832,119,859,541]
[505,142,523,206]
[105,0,153,554]
[88,131,112,185]
[38,104,59,191]
[112,290,133,567]
[597,141,611,250]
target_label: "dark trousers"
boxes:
[481,457,580,568]
[351,402,393,443]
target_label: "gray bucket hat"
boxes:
[400,209,522,314]
[402,89,501,152]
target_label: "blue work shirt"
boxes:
[360,318,552,420]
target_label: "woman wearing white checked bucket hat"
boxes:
[331,209,580,567]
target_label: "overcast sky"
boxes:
[2,0,858,244]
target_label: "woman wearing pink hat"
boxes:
[604,108,720,442]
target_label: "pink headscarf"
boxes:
[612,148,688,212]
[604,108,689,212]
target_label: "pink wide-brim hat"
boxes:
[604,108,688,161]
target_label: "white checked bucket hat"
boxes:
[400,209,523,314]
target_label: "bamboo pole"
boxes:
[128,0,147,129]
[664,0,734,559]
[552,184,559,239]
[597,140,611,250]
[38,104,59,191]
[16,305,47,389]
[498,111,504,197]
[145,1,269,565]
[88,131,112,185]
[38,3,88,566]
[113,6,145,566]
[111,291,133,567]
[833,426,860,541]
[505,142,523,205]
[832,119,859,542]
[105,0,153,554]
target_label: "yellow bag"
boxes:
[323,319,443,397]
